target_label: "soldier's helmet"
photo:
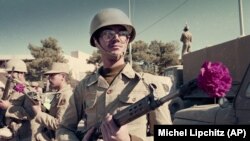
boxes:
[5,58,27,73]
[44,62,70,75]
[90,8,136,47]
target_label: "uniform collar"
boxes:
[120,63,137,79]
[57,84,71,93]
[86,63,138,87]
[86,72,100,87]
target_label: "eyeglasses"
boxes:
[100,30,130,42]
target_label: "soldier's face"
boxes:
[8,71,25,81]
[97,25,130,56]
[48,73,64,88]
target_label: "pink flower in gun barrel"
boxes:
[197,61,232,98]
[13,83,25,93]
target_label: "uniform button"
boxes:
[106,89,112,94]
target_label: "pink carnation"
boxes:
[13,83,25,93]
[197,61,232,98]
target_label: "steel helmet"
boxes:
[90,8,136,47]
[44,62,70,75]
[5,58,27,73]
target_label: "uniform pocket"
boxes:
[118,90,147,104]
[118,91,148,127]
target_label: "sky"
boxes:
[0,0,249,56]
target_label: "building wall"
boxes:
[183,35,250,83]
[64,51,95,81]
[0,51,95,82]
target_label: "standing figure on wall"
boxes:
[180,24,192,57]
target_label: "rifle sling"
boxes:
[117,74,141,103]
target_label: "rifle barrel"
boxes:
[2,67,15,100]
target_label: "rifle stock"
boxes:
[76,80,197,140]
[0,67,15,127]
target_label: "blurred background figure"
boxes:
[30,81,43,93]
[180,24,192,57]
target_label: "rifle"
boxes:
[2,67,15,100]
[76,79,197,140]
[0,67,15,127]
[11,78,49,113]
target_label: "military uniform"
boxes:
[1,83,42,141]
[30,62,72,141]
[56,64,172,141]
[0,58,42,141]
[34,85,73,140]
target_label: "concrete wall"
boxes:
[64,53,95,81]
[183,35,250,83]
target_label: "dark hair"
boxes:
[184,27,189,31]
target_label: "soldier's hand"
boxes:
[0,100,11,110]
[101,113,131,141]
[31,102,42,115]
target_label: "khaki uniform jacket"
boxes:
[35,85,73,139]
[56,64,172,141]
[4,83,41,141]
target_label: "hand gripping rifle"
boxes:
[0,67,15,127]
[76,79,197,141]
[11,78,49,113]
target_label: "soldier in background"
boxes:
[30,81,43,94]
[56,8,172,141]
[0,58,41,141]
[31,62,73,141]
[180,24,192,57]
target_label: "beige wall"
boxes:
[64,53,95,81]
[183,35,250,83]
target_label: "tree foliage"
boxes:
[132,40,180,74]
[87,50,102,65]
[27,37,68,81]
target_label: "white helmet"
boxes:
[5,58,27,73]
[90,8,136,47]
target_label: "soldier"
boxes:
[180,24,192,57]
[30,81,43,93]
[0,58,41,141]
[31,62,73,141]
[56,8,172,141]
